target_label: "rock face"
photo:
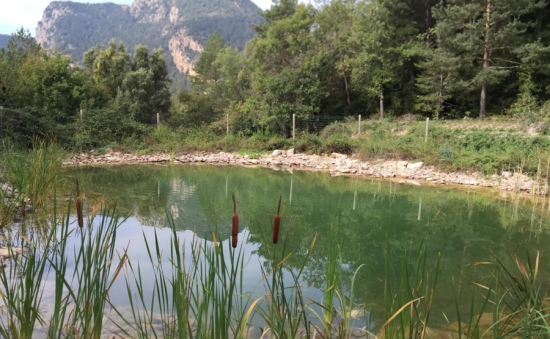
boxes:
[36,0,262,80]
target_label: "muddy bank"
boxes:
[63,149,543,196]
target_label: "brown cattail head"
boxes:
[272,195,282,244]
[76,196,83,228]
[232,194,239,248]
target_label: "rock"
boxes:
[407,162,424,170]
[502,171,512,179]
[287,148,294,156]
[272,150,282,156]
[331,152,347,159]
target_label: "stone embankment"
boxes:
[64,149,541,194]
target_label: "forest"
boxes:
[1,0,550,148]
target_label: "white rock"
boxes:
[502,171,512,178]
[287,148,294,156]
[272,150,282,156]
[407,162,424,170]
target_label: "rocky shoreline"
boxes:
[64,149,543,195]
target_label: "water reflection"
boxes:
[64,164,550,326]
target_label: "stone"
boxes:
[272,150,282,156]
[502,171,513,179]
[407,162,424,170]
[287,148,294,156]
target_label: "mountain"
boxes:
[0,34,10,49]
[36,0,263,86]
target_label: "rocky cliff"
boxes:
[36,0,262,84]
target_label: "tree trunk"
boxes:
[379,87,384,119]
[437,74,443,120]
[480,0,491,119]
[341,55,352,107]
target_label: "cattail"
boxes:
[272,195,282,244]
[232,194,239,248]
[76,196,83,228]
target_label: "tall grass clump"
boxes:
[379,243,440,339]
[114,214,253,339]
[454,250,550,339]
[0,140,63,207]
[0,187,125,339]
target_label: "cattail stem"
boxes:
[232,194,239,248]
[273,195,282,244]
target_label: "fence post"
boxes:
[157,113,160,129]
[226,114,229,136]
[358,115,361,135]
[80,108,83,121]
[418,198,422,220]
[424,117,429,143]
[292,114,296,141]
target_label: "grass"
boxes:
[0,139,65,226]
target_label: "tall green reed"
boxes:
[380,243,440,339]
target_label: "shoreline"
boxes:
[63,149,545,197]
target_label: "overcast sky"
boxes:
[0,0,275,36]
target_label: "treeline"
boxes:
[177,0,550,135]
[0,30,171,148]
[2,0,550,148]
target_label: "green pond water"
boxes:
[63,164,550,327]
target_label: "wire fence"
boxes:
[294,115,347,134]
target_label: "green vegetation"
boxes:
[4,0,550,178]
[0,143,549,338]
[0,188,549,338]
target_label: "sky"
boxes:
[0,0,274,36]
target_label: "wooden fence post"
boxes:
[358,115,361,135]
[157,113,160,129]
[425,117,429,142]
[292,114,296,141]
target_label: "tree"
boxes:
[84,40,131,99]
[116,46,171,124]
[350,0,424,119]
[415,42,462,119]
[246,4,319,134]
[433,0,545,118]
[192,32,225,91]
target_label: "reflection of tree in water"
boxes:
[63,164,550,323]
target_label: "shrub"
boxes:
[320,122,354,139]
[325,133,356,154]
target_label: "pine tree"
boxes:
[433,0,545,118]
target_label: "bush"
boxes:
[294,134,324,154]
[320,122,354,139]
[325,133,356,154]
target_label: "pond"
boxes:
[60,164,550,333]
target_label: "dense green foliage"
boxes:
[0,30,170,148]
[175,0,550,136]
[4,0,550,177]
